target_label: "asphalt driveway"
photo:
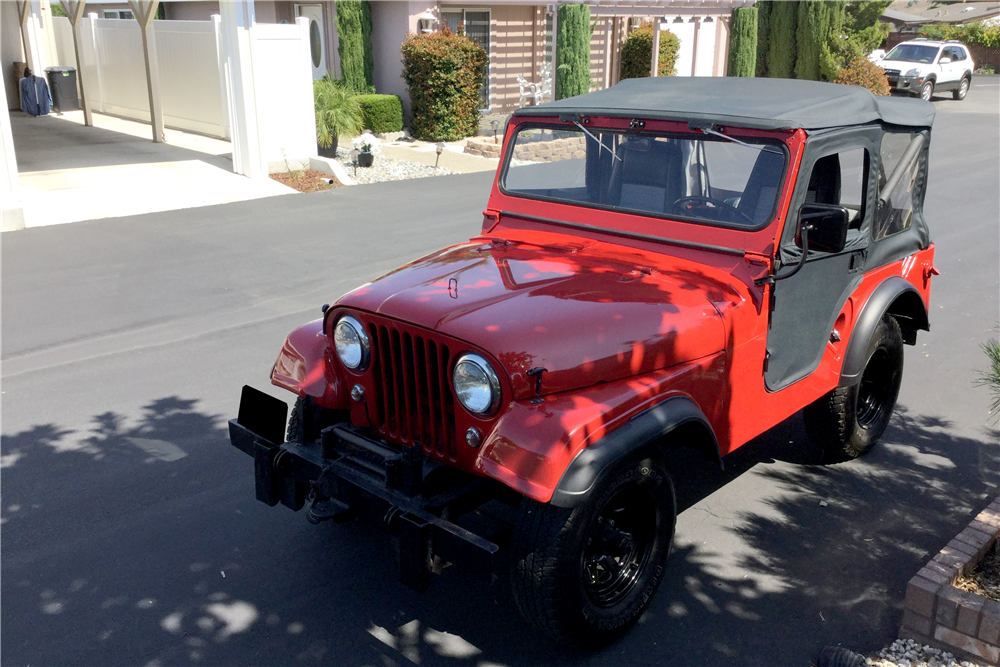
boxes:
[2,78,998,667]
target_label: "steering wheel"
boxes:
[671,196,756,226]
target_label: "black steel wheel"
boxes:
[510,451,675,648]
[804,315,904,461]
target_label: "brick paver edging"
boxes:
[900,497,1000,665]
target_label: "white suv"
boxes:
[877,39,974,101]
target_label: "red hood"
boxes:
[337,239,736,400]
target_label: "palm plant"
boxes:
[980,337,1000,424]
[314,78,363,154]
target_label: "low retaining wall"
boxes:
[901,498,1000,665]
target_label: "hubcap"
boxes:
[856,348,894,427]
[922,85,932,101]
[581,487,657,607]
[960,80,969,96]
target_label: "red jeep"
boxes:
[230,78,936,648]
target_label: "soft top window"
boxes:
[500,125,787,230]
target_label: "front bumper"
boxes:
[229,386,501,591]
[888,75,924,94]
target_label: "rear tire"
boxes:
[510,451,676,648]
[953,77,970,100]
[804,315,904,461]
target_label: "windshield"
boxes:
[884,44,940,63]
[500,125,786,229]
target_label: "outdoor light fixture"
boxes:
[435,142,445,168]
[350,148,360,177]
[491,119,499,143]
[418,8,437,33]
[704,16,714,23]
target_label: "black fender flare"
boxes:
[839,276,929,386]
[549,396,720,508]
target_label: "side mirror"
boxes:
[939,57,952,64]
[796,203,849,254]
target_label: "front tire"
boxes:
[920,80,934,101]
[804,315,904,461]
[510,452,676,648]
[953,77,970,100]
[287,396,345,442]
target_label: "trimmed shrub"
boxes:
[354,94,403,133]
[728,7,758,77]
[756,0,773,77]
[556,4,592,99]
[766,0,798,78]
[620,23,681,79]
[401,26,488,141]
[835,56,890,96]
[336,1,375,94]
[795,1,844,82]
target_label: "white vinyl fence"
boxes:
[52,16,315,168]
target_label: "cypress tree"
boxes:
[766,0,798,79]
[336,1,375,93]
[795,1,831,81]
[728,7,758,77]
[756,0,773,77]
[556,4,592,100]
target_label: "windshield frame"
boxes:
[497,122,790,233]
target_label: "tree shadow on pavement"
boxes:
[2,398,997,667]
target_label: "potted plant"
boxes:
[314,78,362,158]
[352,132,380,168]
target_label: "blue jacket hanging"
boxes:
[20,74,52,117]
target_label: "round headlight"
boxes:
[333,315,370,370]
[453,353,501,416]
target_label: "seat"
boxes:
[735,150,786,226]
[517,74,538,108]
[607,139,683,213]
[805,153,842,205]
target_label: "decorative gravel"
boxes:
[335,147,455,184]
[867,638,985,667]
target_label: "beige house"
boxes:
[33,0,753,119]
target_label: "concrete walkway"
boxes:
[10,110,295,228]
[379,138,499,174]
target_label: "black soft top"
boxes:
[515,77,936,131]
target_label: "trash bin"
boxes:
[45,66,79,112]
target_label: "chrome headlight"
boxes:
[453,353,501,416]
[333,315,370,370]
[904,68,921,78]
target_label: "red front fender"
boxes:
[270,319,348,410]
[475,352,726,503]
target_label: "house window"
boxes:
[442,9,491,109]
[103,9,134,19]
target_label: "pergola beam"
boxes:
[59,1,93,126]
[16,0,45,73]
[127,0,165,142]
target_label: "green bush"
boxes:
[918,21,1000,48]
[766,0,798,78]
[728,7,758,77]
[401,26,488,141]
[795,1,843,82]
[620,23,681,79]
[314,78,363,149]
[336,1,375,94]
[980,338,1000,424]
[354,94,403,133]
[835,56,890,96]
[756,0,773,76]
[556,4,592,99]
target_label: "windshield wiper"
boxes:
[572,120,622,162]
[687,122,783,154]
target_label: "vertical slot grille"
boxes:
[368,321,456,458]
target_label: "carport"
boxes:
[1,0,315,231]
